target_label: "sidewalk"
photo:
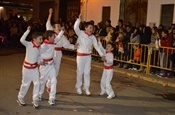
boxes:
[91,60,175,88]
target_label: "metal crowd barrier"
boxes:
[91,39,174,75]
[64,38,174,76]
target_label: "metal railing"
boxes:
[64,38,175,76]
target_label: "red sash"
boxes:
[43,58,53,62]
[77,52,90,56]
[104,65,113,69]
[55,47,62,51]
[23,61,38,69]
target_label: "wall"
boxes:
[81,0,120,26]
[146,0,175,27]
[33,0,59,21]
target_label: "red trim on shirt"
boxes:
[55,32,58,35]
[31,41,40,49]
[84,31,92,36]
[106,51,113,54]
[43,39,54,44]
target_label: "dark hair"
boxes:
[32,32,43,39]
[84,21,94,28]
[44,30,55,39]
[159,24,164,30]
[53,21,61,28]
[90,20,95,25]
[107,42,114,48]
[106,20,111,24]
[118,19,123,23]
[133,28,140,37]
[162,29,169,35]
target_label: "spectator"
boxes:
[128,44,141,70]
[10,23,19,46]
[158,30,173,78]
[138,26,152,72]
[149,26,160,75]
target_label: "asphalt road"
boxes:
[0,47,175,115]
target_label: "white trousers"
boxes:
[18,67,40,101]
[46,51,62,88]
[100,69,115,96]
[39,64,57,100]
[76,55,91,90]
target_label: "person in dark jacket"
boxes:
[138,26,152,72]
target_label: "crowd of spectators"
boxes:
[0,14,175,78]
[92,19,175,78]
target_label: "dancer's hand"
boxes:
[27,26,31,30]
[101,56,105,61]
[79,14,82,19]
[97,36,101,42]
[39,61,47,66]
[61,26,65,31]
[74,43,79,49]
[49,8,53,14]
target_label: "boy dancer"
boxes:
[39,29,64,105]
[17,26,43,108]
[74,14,105,95]
[46,8,77,92]
[98,38,115,99]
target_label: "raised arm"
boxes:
[97,37,105,53]
[46,8,53,30]
[93,36,105,57]
[54,27,64,43]
[20,26,31,46]
[74,14,82,36]
[62,36,75,50]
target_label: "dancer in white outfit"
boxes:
[39,29,64,105]
[45,8,77,92]
[17,26,43,108]
[98,37,115,99]
[74,14,105,95]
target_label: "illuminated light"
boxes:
[0,6,4,9]
[30,9,33,11]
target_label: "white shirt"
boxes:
[46,20,74,50]
[20,30,40,64]
[98,42,113,66]
[40,31,64,63]
[74,18,104,56]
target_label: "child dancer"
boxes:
[74,14,105,95]
[17,26,43,108]
[46,8,77,92]
[98,37,116,99]
[39,29,64,105]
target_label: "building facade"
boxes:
[0,0,175,28]
[146,0,175,28]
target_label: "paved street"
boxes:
[0,47,175,115]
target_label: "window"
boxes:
[102,7,111,23]
[160,4,174,29]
